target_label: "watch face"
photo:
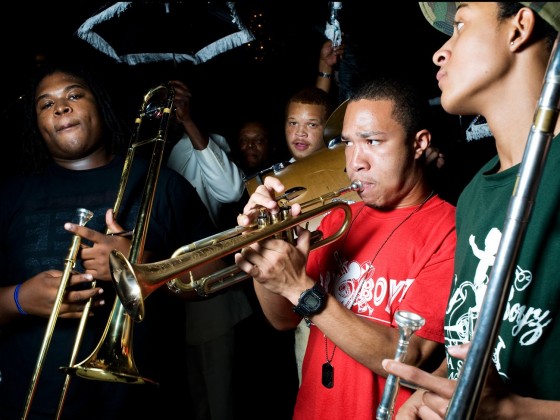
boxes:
[304,293,321,310]
[293,283,326,317]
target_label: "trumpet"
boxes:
[111,180,363,322]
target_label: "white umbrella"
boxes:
[76,1,255,66]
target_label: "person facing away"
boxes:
[234,76,457,419]
[160,79,253,420]
[0,61,222,420]
[382,3,560,419]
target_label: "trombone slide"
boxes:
[22,208,93,420]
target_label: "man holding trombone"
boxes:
[235,76,457,419]
[0,60,221,419]
[382,3,560,418]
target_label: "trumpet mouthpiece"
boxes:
[351,180,363,192]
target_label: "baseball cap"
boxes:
[419,2,560,36]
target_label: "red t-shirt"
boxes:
[294,197,456,420]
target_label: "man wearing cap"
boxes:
[383,3,560,418]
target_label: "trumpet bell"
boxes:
[110,250,145,322]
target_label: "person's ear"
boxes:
[509,6,537,51]
[414,129,431,159]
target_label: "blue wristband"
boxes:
[14,283,28,315]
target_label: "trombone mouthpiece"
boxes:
[351,180,363,192]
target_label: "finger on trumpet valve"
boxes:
[257,209,269,229]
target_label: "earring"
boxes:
[511,41,514,46]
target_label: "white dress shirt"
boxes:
[167,132,245,227]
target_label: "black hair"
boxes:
[20,60,129,174]
[348,76,431,139]
[286,86,334,121]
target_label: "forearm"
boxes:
[310,297,442,377]
[253,280,300,330]
[314,299,398,374]
[316,73,333,93]
[181,120,209,150]
[316,44,335,93]
[498,396,560,420]
[316,64,333,93]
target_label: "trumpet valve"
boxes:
[257,209,269,229]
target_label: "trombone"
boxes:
[58,83,175,389]
[111,180,362,322]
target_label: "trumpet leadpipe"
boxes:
[300,180,362,210]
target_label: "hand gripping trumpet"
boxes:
[376,310,425,420]
[110,180,363,322]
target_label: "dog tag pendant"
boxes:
[322,362,334,388]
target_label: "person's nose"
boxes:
[295,125,307,137]
[54,100,72,116]
[347,144,368,172]
[433,39,451,67]
[240,141,254,150]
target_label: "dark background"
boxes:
[3,2,447,123]
[1,1,496,203]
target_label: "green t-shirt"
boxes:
[446,135,560,400]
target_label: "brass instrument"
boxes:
[243,100,359,235]
[245,140,361,214]
[22,208,94,420]
[323,98,348,144]
[376,311,425,420]
[60,83,175,386]
[111,181,362,322]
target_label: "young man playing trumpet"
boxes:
[235,76,457,419]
